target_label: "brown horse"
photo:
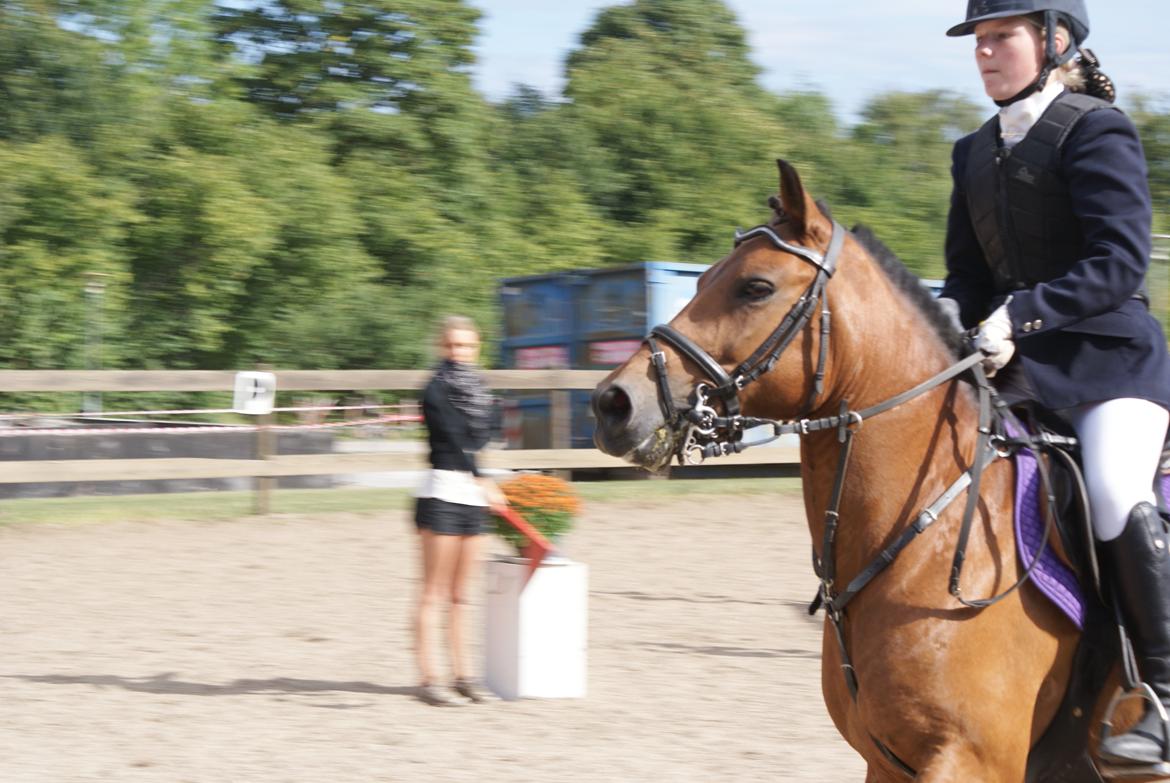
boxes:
[591,161,1134,781]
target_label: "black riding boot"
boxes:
[1100,502,1170,766]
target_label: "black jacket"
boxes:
[420,372,495,476]
[942,94,1170,411]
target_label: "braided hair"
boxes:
[1071,49,1117,103]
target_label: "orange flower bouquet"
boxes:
[493,473,581,552]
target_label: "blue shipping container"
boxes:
[498,262,709,448]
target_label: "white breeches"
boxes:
[1065,398,1169,541]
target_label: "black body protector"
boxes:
[964,91,1117,292]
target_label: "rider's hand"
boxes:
[479,478,507,511]
[974,303,1014,377]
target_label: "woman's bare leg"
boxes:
[414,530,460,684]
[449,533,483,681]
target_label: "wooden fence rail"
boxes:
[0,370,798,493]
[0,369,609,392]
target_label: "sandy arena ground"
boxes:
[0,491,866,782]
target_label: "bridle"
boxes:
[644,219,846,465]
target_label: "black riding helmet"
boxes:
[947,0,1090,105]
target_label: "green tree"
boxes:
[119,139,277,367]
[486,87,608,274]
[1132,95,1170,234]
[211,0,481,118]
[845,90,983,276]
[0,1,132,144]
[568,0,758,91]
[562,0,797,265]
[1130,95,1170,327]
[227,119,387,369]
[212,0,517,348]
[0,137,134,369]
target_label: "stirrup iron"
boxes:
[1099,682,1170,779]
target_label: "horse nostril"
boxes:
[596,385,633,427]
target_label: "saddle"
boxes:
[1007,404,1170,603]
[1008,405,1098,597]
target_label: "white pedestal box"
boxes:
[484,557,587,700]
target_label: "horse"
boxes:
[590,160,1144,781]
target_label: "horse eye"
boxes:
[740,279,775,301]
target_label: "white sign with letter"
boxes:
[233,371,277,415]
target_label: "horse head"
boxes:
[592,159,849,470]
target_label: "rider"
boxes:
[941,0,1170,767]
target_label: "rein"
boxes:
[642,223,1064,778]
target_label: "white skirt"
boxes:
[415,469,487,507]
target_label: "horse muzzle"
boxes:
[591,379,677,471]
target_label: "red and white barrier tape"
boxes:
[0,403,414,421]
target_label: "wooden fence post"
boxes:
[550,390,572,480]
[253,364,275,515]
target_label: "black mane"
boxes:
[848,224,965,358]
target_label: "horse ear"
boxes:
[777,158,828,242]
[777,159,807,231]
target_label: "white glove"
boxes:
[974,303,1014,377]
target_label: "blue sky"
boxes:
[468,1,1169,123]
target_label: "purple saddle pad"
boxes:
[1013,441,1085,629]
[1012,425,1170,631]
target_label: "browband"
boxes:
[733,225,839,277]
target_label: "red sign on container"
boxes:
[588,339,641,367]
[514,345,570,370]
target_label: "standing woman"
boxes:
[413,315,503,706]
[941,0,1170,769]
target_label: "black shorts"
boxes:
[414,497,488,536]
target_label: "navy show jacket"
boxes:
[941,98,1170,411]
